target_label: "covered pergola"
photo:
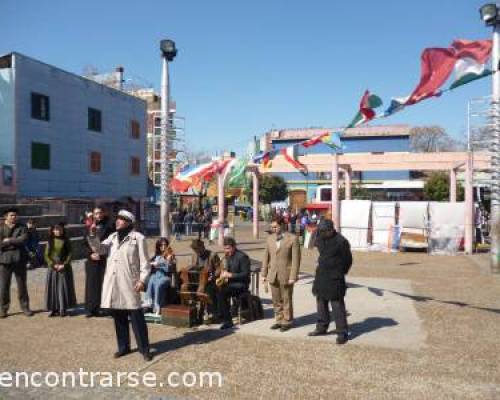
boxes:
[243,151,491,254]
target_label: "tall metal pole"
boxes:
[331,153,340,230]
[491,22,500,272]
[160,57,170,238]
[252,171,259,239]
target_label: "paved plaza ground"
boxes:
[1,224,500,399]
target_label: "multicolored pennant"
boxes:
[347,90,383,128]
[301,132,330,148]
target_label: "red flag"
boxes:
[360,90,376,121]
[452,39,492,64]
[280,147,307,174]
[407,48,457,105]
[301,132,330,148]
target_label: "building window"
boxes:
[89,151,101,173]
[31,142,50,170]
[131,157,140,176]
[131,120,140,138]
[31,93,50,121]
[88,108,102,132]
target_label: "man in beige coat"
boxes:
[262,217,301,331]
[88,210,152,361]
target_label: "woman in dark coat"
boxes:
[308,219,352,344]
[84,208,114,317]
[44,223,77,317]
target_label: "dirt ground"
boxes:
[1,227,499,399]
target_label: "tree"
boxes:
[410,126,462,152]
[247,174,288,205]
[423,171,464,201]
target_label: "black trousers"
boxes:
[84,260,106,314]
[316,297,348,334]
[205,281,218,316]
[216,284,246,323]
[0,262,30,312]
[111,309,150,354]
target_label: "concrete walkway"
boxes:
[237,274,427,351]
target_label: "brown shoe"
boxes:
[270,323,281,330]
[279,325,292,332]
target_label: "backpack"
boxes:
[247,295,264,321]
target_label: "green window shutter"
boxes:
[31,142,50,170]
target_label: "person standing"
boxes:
[262,217,301,331]
[84,207,114,318]
[88,210,153,361]
[0,208,33,318]
[25,219,42,269]
[216,237,250,330]
[44,223,77,317]
[308,219,352,345]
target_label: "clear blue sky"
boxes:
[1,0,494,154]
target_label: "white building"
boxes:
[0,52,147,200]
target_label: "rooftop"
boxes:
[267,125,412,141]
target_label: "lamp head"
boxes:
[160,39,177,61]
[480,3,499,26]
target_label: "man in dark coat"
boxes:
[308,219,352,344]
[216,237,250,330]
[84,207,114,317]
[0,208,33,318]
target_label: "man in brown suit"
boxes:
[262,217,301,331]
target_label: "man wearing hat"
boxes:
[0,207,33,318]
[88,210,153,361]
[308,219,352,344]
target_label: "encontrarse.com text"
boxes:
[0,370,223,388]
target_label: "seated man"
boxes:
[190,239,220,320]
[216,237,250,330]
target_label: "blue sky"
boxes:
[1,0,494,154]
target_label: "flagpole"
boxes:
[490,20,500,273]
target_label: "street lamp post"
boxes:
[479,4,500,273]
[160,39,177,238]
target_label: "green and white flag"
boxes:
[449,57,492,90]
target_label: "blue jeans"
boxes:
[146,273,170,311]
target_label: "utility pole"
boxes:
[159,39,177,238]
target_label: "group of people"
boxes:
[1,203,353,362]
[262,216,352,344]
[170,208,213,240]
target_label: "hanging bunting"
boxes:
[301,132,330,148]
[347,90,383,128]
[280,145,308,175]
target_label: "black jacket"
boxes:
[312,231,352,300]
[226,249,251,289]
[0,223,28,264]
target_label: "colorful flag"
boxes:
[227,158,249,188]
[253,149,277,168]
[347,90,383,128]
[383,95,410,117]
[324,131,343,150]
[449,40,493,90]
[170,159,230,192]
[280,146,307,175]
[301,132,330,148]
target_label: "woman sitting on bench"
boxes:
[145,238,176,314]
